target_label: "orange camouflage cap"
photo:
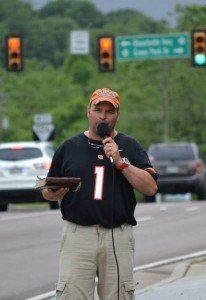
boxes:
[89,88,120,108]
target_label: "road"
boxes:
[134,201,206,265]
[0,201,206,300]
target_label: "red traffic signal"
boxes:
[6,36,23,72]
[98,36,115,72]
[191,30,206,66]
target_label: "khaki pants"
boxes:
[56,221,136,300]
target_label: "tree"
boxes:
[27,17,76,66]
[0,0,34,35]
[39,0,105,28]
[175,4,206,31]
[104,9,168,35]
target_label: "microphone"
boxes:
[97,122,113,163]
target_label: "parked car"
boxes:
[146,142,206,202]
[0,141,56,211]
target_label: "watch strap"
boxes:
[117,163,129,172]
[116,158,130,172]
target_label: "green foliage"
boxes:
[38,0,105,28]
[104,9,168,35]
[27,17,76,66]
[175,4,206,31]
[65,55,96,85]
[168,59,206,143]
[0,1,206,152]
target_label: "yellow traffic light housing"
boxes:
[98,36,115,72]
[6,36,23,72]
[192,30,206,66]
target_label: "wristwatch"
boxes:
[116,157,130,172]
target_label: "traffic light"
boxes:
[192,30,206,66]
[98,36,115,72]
[6,36,23,72]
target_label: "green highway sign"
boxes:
[116,33,191,61]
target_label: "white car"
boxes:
[0,141,56,211]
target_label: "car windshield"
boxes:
[149,145,196,161]
[0,147,43,161]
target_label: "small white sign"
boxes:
[2,117,9,129]
[32,124,54,141]
[70,30,90,55]
[34,113,52,124]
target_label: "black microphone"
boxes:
[97,122,113,163]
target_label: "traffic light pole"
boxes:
[0,76,4,141]
[163,59,169,142]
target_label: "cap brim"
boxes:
[92,97,119,108]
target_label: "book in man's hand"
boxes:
[35,177,81,191]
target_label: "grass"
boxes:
[9,202,49,211]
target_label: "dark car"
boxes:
[147,142,206,201]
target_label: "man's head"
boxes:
[89,88,120,110]
[87,88,120,138]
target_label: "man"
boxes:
[42,88,157,300]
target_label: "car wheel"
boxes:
[143,195,156,203]
[197,185,206,200]
[0,203,8,212]
[49,201,59,210]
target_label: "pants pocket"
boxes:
[122,280,137,300]
[56,281,69,300]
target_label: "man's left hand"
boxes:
[102,137,122,166]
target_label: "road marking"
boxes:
[0,210,59,221]
[136,216,152,222]
[133,249,206,272]
[25,290,55,300]
[185,206,199,212]
[1,213,151,222]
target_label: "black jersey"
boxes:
[48,133,154,228]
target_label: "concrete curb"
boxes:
[136,257,206,295]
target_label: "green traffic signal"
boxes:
[194,53,206,66]
[192,30,206,67]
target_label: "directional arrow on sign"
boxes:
[174,48,184,54]
[120,40,132,47]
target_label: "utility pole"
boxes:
[0,75,4,141]
[163,59,169,142]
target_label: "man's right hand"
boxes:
[42,187,69,201]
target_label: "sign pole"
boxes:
[163,59,169,142]
[0,76,4,141]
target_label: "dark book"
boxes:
[35,177,81,191]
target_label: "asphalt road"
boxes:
[0,201,206,300]
[133,201,206,265]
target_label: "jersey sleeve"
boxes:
[47,144,64,177]
[132,140,158,182]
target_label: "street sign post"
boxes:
[116,33,190,61]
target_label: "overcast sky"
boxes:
[30,0,206,21]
